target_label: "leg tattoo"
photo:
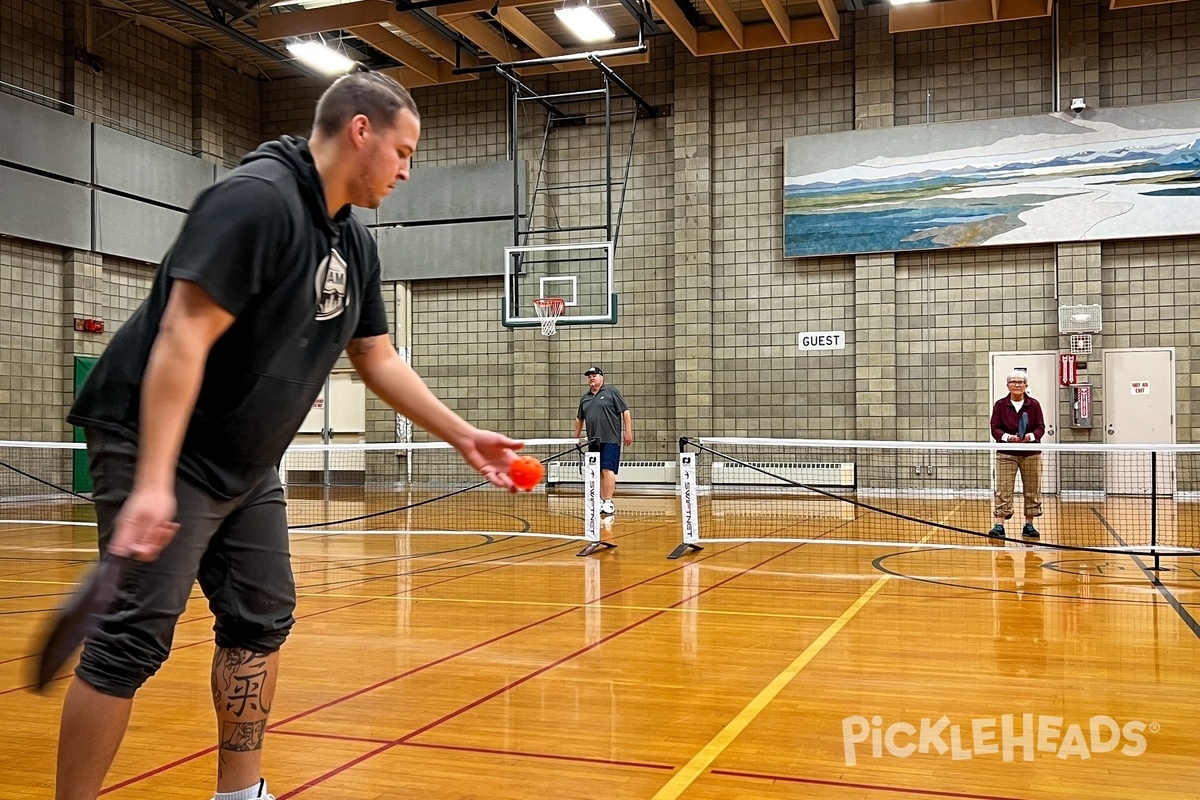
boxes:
[213,648,273,719]
[212,647,278,784]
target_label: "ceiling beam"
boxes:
[96,0,206,49]
[385,14,466,63]
[889,0,1051,33]
[347,23,441,78]
[257,1,470,68]
[435,0,512,14]
[382,61,477,87]
[759,0,791,44]
[257,0,392,40]
[152,0,322,76]
[702,0,744,50]
[696,15,835,56]
[643,0,699,55]
[441,13,516,60]
[813,0,840,41]
[495,7,564,57]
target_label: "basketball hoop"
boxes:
[533,297,565,336]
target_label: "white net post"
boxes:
[576,450,616,556]
[583,451,600,542]
[669,450,703,558]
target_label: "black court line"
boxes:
[870,550,1169,607]
[1092,507,1200,641]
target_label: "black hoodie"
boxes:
[69,136,389,498]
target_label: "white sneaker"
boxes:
[600,499,615,515]
[212,780,273,800]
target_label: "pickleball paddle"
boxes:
[32,555,131,692]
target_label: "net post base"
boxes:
[667,542,704,560]
[577,540,617,557]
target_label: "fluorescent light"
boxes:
[287,40,355,76]
[555,5,616,43]
[890,0,930,5]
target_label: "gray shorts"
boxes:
[77,430,296,699]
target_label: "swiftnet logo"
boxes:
[842,714,1154,766]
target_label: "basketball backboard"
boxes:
[502,242,618,328]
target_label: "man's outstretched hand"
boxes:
[456,429,524,492]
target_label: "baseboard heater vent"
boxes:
[547,460,676,485]
[711,461,856,488]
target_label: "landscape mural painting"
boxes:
[783,101,1200,258]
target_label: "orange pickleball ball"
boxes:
[509,455,544,491]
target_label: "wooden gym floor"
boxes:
[2,493,1200,799]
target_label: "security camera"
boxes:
[1070,98,1087,114]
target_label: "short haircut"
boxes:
[312,72,419,137]
[1007,370,1029,383]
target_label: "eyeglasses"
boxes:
[1007,380,1026,385]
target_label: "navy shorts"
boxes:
[76,429,296,699]
[588,441,622,473]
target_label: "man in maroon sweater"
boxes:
[989,370,1046,539]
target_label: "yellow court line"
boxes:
[298,592,839,621]
[650,521,948,800]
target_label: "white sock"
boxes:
[214,779,267,800]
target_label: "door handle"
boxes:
[1107,427,1115,435]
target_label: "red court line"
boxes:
[272,533,700,730]
[98,539,740,793]
[101,747,219,794]
[269,729,388,744]
[401,740,676,772]
[279,542,804,798]
[23,536,595,696]
[711,769,1035,800]
[293,534,574,597]
[271,728,675,771]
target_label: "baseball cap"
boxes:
[584,366,604,376]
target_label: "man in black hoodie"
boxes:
[56,72,522,800]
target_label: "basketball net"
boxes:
[533,297,565,336]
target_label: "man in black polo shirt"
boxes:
[574,366,633,515]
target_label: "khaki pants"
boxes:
[994,452,1043,520]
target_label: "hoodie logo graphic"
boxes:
[315,248,347,321]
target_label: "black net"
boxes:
[684,438,1200,555]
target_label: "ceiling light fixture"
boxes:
[555,2,616,44]
[889,0,931,5]
[286,39,355,76]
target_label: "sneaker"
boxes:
[212,780,273,800]
[987,523,1006,539]
[600,499,615,515]
[1022,522,1040,539]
